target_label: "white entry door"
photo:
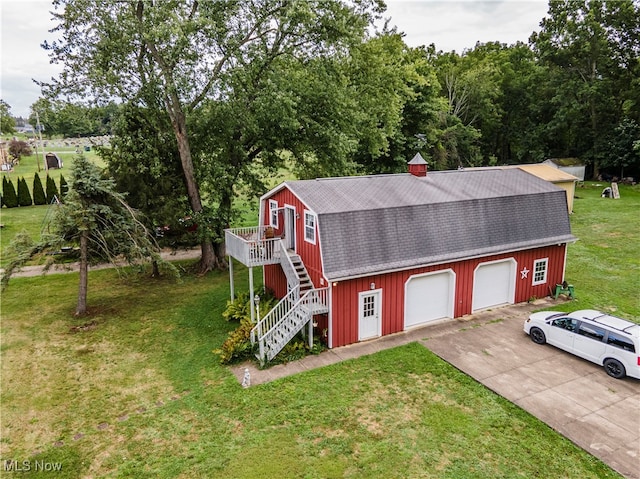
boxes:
[284,206,296,251]
[359,290,382,341]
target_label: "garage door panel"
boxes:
[472,260,515,312]
[405,271,454,329]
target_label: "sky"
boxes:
[0,0,549,119]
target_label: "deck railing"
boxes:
[224,226,282,267]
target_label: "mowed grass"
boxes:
[2,184,636,477]
[562,182,640,319]
[0,151,103,268]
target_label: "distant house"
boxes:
[225,155,577,362]
[543,158,585,181]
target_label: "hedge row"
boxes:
[1,174,67,208]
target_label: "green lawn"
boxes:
[2,182,637,478]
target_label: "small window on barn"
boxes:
[532,258,548,285]
[269,200,278,228]
[304,211,316,244]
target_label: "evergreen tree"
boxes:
[17,177,33,207]
[32,172,47,205]
[2,154,174,315]
[2,177,18,208]
[59,174,69,200]
[45,175,59,204]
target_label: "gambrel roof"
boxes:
[281,169,576,281]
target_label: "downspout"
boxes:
[328,282,333,349]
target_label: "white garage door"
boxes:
[404,270,455,329]
[472,259,515,312]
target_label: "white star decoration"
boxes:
[520,267,530,279]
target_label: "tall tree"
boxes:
[530,0,640,175]
[45,175,59,204]
[0,100,16,134]
[17,178,33,207]
[100,102,192,249]
[348,35,444,174]
[2,155,168,315]
[43,0,382,272]
[2,177,18,208]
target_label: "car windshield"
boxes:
[546,313,567,322]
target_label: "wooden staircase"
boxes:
[250,250,328,364]
[288,253,313,294]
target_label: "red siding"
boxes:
[258,188,568,349]
[330,244,568,348]
[262,187,327,295]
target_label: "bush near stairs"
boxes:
[216,292,277,364]
[215,317,256,364]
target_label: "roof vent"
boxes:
[408,153,428,177]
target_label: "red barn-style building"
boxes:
[225,156,576,363]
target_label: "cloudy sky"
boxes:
[0,0,549,118]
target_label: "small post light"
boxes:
[254,294,261,323]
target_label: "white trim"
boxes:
[532,257,549,285]
[259,181,315,213]
[403,269,455,330]
[283,204,296,251]
[472,258,516,312]
[304,210,317,245]
[269,200,279,228]
[358,289,382,341]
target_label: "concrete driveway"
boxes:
[234,298,639,478]
[421,302,640,479]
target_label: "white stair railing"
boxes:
[253,287,330,363]
[250,285,300,347]
[279,243,301,295]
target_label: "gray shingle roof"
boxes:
[284,169,576,280]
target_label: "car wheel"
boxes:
[603,358,626,379]
[529,327,546,345]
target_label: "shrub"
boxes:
[17,177,33,206]
[2,176,18,208]
[214,318,256,364]
[45,175,59,204]
[216,290,279,364]
[32,172,46,205]
[8,139,32,160]
[59,174,68,200]
[222,291,251,322]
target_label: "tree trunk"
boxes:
[168,104,221,273]
[76,230,89,315]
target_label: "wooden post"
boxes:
[308,318,313,349]
[249,266,255,323]
[229,256,234,302]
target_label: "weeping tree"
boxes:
[43,0,383,273]
[2,155,171,316]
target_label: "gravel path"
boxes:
[2,248,201,278]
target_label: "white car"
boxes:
[524,309,640,379]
